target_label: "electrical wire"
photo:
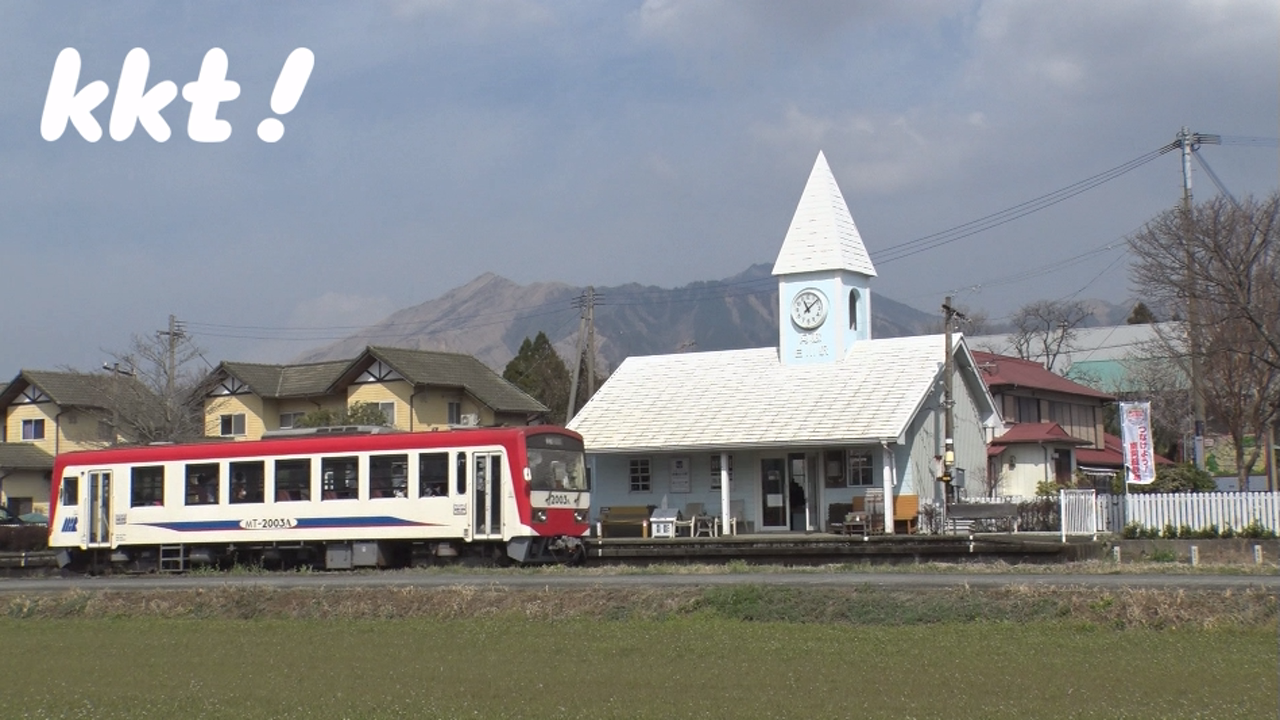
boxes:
[873,144,1178,264]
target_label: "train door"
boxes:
[471,452,503,540]
[85,470,112,549]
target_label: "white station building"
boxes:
[568,152,1001,534]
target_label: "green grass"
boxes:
[0,616,1273,719]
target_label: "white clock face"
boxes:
[790,289,828,330]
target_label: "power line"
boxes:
[873,144,1178,264]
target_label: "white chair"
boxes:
[673,502,702,537]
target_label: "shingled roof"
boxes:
[216,360,350,398]
[341,346,546,414]
[0,442,54,470]
[972,351,1114,401]
[568,335,995,453]
[213,348,546,415]
[772,151,877,278]
[0,370,120,410]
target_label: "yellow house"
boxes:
[0,370,130,516]
[202,346,548,441]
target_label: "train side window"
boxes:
[370,454,407,498]
[230,461,265,504]
[185,463,220,505]
[321,456,359,500]
[61,477,78,506]
[418,452,448,498]
[130,465,165,507]
[274,459,311,502]
[455,452,467,495]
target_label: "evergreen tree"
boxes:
[1126,301,1156,324]
[503,332,572,424]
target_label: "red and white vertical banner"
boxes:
[1120,401,1157,484]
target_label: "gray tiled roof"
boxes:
[214,348,546,415]
[0,370,118,409]
[218,360,350,398]
[360,346,547,414]
[0,443,54,470]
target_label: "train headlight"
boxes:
[533,509,548,524]
[573,509,588,524]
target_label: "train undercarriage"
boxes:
[60,535,585,573]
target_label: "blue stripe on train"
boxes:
[141,516,433,532]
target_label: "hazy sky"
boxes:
[2,1,1276,374]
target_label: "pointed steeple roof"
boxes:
[771,151,877,278]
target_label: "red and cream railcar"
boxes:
[48,426,590,570]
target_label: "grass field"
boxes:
[1,584,1276,719]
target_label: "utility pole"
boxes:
[1176,127,1219,470]
[566,288,598,423]
[158,314,186,431]
[941,297,965,513]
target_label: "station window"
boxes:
[130,465,165,507]
[21,419,45,441]
[185,463,220,505]
[370,454,408,498]
[230,461,265,504]
[823,450,846,489]
[419,452,448,498]
[847,452,873,487]
[220,413,246,437]
[274,459,311,502]
[629,458,651,493]
[321,456,359,500]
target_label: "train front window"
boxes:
[61,477,78,506]
[526,434,587,492]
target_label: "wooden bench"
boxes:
[946,503,1020,534]
[596,505,654,538]
[894,494,920,534]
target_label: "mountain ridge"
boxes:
[294,265,1130,372]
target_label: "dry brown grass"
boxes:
[5,583,1275,630]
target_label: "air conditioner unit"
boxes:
[458,413,480,427]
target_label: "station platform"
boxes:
[584,531,1107,565]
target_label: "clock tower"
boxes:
[773,151,877,366]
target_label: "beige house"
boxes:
[974,351,1115,497]
[0,370,129,516]
[202,346,548,440]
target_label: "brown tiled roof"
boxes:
[972,351,1114,401]
[1075,432,1174,468]
[0,443,54,470]
[990,421,1091,446]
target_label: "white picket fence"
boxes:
[1108,491,1280,534]
[957,491,1280,535]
